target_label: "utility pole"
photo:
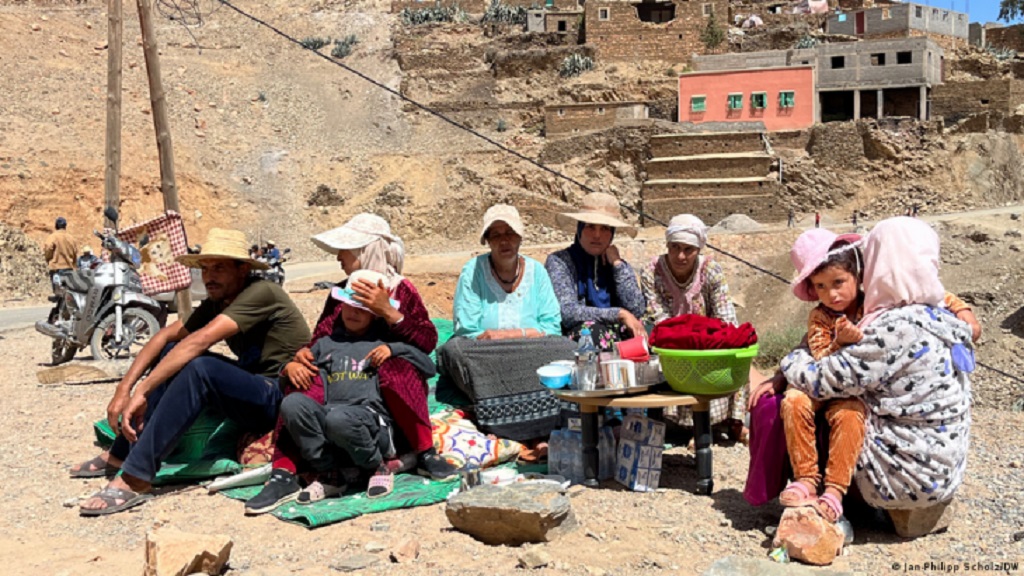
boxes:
[137,0,193,320]
[103,0,122,228]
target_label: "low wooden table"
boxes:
[554,389,732,495]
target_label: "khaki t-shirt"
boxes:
[185,279,311,378]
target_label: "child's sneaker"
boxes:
[245,469,300,515]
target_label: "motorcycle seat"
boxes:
[65,270,94,292]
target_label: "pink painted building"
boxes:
[677,66,816,131]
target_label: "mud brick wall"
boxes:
[643,192,786,224]
[585,0,728,64]
[769,129,811,151]
[986,25,1024,53]
[807,121,864,167]
[932,79,1024,125]
[650,132,764,157]
[647,155,773,179]
[544,102,647,135]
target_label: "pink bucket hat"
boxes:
[790,228,862,302]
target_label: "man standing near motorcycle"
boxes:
[265,240,280,261]
[44,216,77,291]
[72,228,311,516]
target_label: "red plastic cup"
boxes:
[616,336,650,362]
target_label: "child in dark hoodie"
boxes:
[278,277,435,502]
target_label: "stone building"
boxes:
[527,8,584,43]
[826,3,968,52]
[584,0,729,64]
[544,101,650,136]
[932,79,1024,124]
[693,37,944,122]
[978,23,1024,53]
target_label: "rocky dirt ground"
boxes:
[2,213,1023,575]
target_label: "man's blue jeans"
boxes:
[109,345,283,482]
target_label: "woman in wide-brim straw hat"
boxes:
[639,214,751,440]
[436,205,575,445]
[544,192,646,349]
[248,213,455,515]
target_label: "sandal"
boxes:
[297,480,344,505]
[69,455,120,479]
[79,486,152,517]
[779,481,817,507]
[815,492,844,523]
[367,471,394,499]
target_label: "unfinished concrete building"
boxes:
[826,3,968,51]
[584,0,728,64]
[693,37,944,122]
[527,8,584,42]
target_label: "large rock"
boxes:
[702,555,855,576]
[144,529,232,576]
[772,506,844,566]
[888,499,955,538]
[445,484,577,545]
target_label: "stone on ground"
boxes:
[329,554,380,572]
[389,538,420,563]
[445,484,577,545]
[144,529,232,576]
[517,548,552,569]
[887,499,955,538]
[702,555,855,576]
[772,506,844,566]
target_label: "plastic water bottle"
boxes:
[598,426,616,481]
[575,328,599,390]
[569,428,585,481]
[548,429,563,476]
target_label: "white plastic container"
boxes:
[600,359,636,389]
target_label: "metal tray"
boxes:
[554,382,666,399]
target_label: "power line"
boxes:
[212,0,1021,386]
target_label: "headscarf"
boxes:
[859,217,945,327]
[665,214,707,250]
[567,221,616,309]
[353,237,405,290]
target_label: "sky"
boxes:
[911,0,1002,24]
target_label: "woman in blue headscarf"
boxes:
[545,193,647,348]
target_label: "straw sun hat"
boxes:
[556,192,637,238]
[176,228,269,270]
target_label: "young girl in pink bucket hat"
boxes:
[778,228,870,523]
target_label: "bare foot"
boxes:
[79,474,151,512]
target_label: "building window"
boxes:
[557,20,567,32]
[871,53,886,66]
[932,8,938,17]
[727,93,743,110]
[837,13,847,22]
[691,95,706,113]
[598,7,609,20]
[942,11,948,20]
[897,51,912,64]
[915,6,923,17]
[779,91,795,107]
[597,107,606,115]
[702,3,712,17]
[635,2,675,23]
[881,8,890,20]
[831,56,845,69]
[557,108,565,116]
[751,92,768,109]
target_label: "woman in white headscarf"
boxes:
[640,214,747,437]
[780,217,973,534]
[248,214,455,515]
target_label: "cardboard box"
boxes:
[615,438,663,492]
[621,414,666,447]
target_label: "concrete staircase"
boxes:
[641,132,786,226]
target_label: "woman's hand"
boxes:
[603,245,623,267]
[365,345,393,368]
[747,371,785,412]
[352,278,399,321]
[618,309,646,339]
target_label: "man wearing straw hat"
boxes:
[73,228,311,516]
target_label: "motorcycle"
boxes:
[36,207,164,365]
[258,247,290,286]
